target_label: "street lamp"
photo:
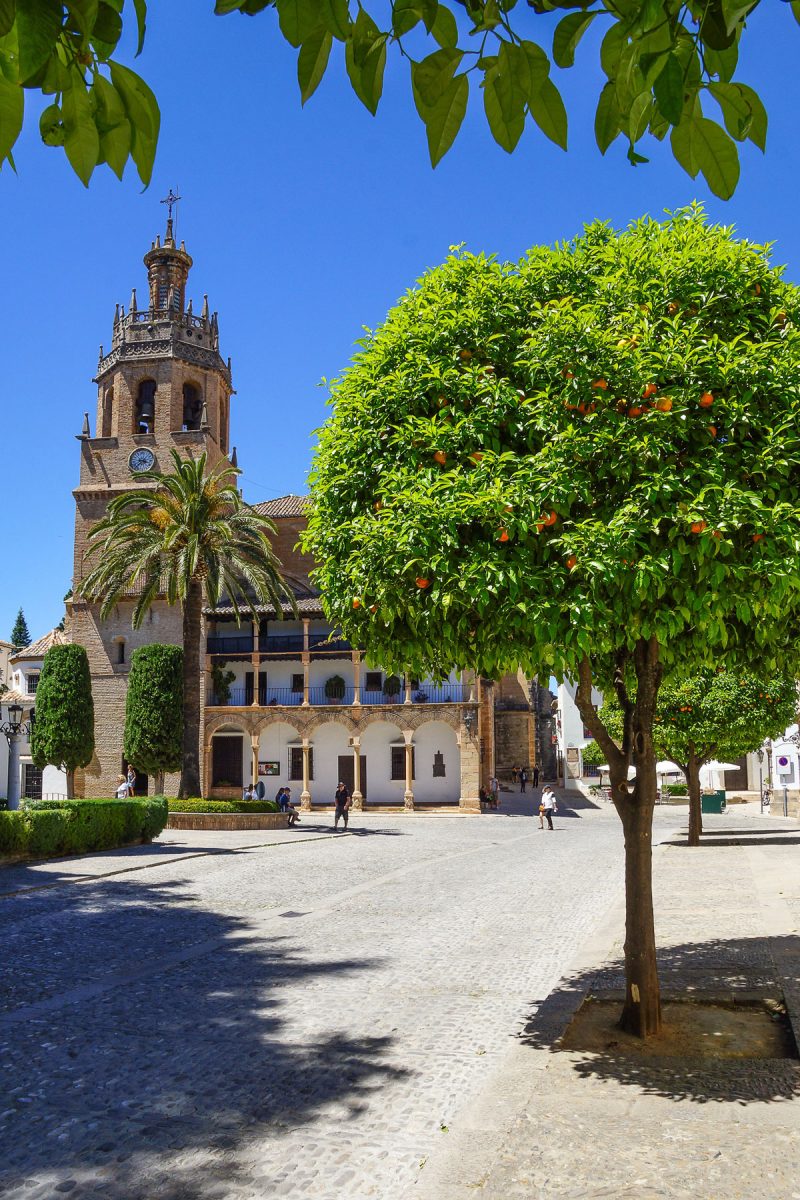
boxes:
[1,703,32,743]
[462,707,477,737]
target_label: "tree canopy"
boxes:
[304,207,800,1036]
[30,643,95,797]
[2,2,799,196]
[10,608,30,649]
[123,644,183,794]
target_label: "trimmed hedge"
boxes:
[167,798,280,814]
[666,784,688,796]
[1,797,168,859]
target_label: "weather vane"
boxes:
[160,188,181,222]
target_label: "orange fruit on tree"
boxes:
[707,425,717,437]
[352,598,361,609]
[566,555,577,570]
[470,451,484,462]
[542,510,558,527]
[667,301,680,315]
[642,383,658,399]
[577,403,587,415]
[655,397,673,412]
[374,500,383,511]
[459,348,473,361]
[498,528,509,543]
[690,521,706,534]
[433,450,447,465]
[416,577,430,589]
[753,282,762,296]
[712,530,722,539]
[561,367,574,379]
[752,534,764,543]
[699,391,714,407]
[591,378,608,390]
[628,406,643,418]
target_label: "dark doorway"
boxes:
[212,736,243,788]
[122,758,149,796]
[337,754,366,800]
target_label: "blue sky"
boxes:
[2,3,799,641]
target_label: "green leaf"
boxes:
[92,71,125,128]
[671,113,740,199]
[39,98,64,145]
[15,0,61,82]
[418,71,467,166]
[319,0,350,41]
[0,0,15,39]
[519,40,551,96]
[791,1,800,26]
[93,2,122,46]
[412,47,462,107]
[627,90,651,141]
[552,11,596,70]
[132,0,146,54]
[653,52,684,125]
[345,13,386,115]
[529,76,567,149]
[109,60,159,184]
[594,80,620,154]
[275,0,320,48]
[484,64,524,153]
[431,3,458,49]
[0,71,23,161]
[61,78,99,185]
[98,116,130,177]
[709,81,767,150]
[721,1,758,33]
[298,27,332,104]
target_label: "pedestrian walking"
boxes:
[532,765,540,788]
[126,764,137,797]
[489,774,499,808]
[334,781,351,830]
[511,765,519,786]
[520,767,528,793]
[541,786,557,830]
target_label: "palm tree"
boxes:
[78,450,295,797]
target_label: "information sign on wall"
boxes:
[258,761,280,776]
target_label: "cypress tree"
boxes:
[124,645,183,795]
[30,645,95,798]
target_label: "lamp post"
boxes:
[1,703,34,810]
[756,746,765,812]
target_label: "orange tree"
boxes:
[599,670,798,845]
[304,208,800,1038]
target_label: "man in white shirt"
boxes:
[541,787,557,830]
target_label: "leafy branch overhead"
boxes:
[2,2,799,196]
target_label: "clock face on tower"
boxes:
[129,448,156,474]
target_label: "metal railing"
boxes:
[207,635,253,654]
[207,682,472,707]
[258,634,305,653]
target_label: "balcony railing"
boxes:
[206,682,473,707]
[207,633,352,655]
[207,634,254,654]
[259,634,305,653]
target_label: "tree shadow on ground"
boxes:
[519,936,800,1105]
[0,872,408,1198]
[662,834,800,847]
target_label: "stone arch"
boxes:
[182,380,203,430]
[357,719,408,806]
[135,378,156,433]
[304,711,359,736]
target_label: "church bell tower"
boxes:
[70,209,234,796]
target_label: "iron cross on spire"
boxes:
[161,188,181,221]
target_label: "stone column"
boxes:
[250,734,259,789]
[351,736,363,810]
[7,734,20,810]
[403,730,415,811]
[458,720,481,812]
[352,650,362,706]
[300,738,312,810]
[250,620,259,706]
[302,620,311,706]
[404,672,412,705]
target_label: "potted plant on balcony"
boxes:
[210,661,236,706]
[324,674,346,703]
[383,674,402,703]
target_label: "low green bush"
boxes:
[1,797,169,859]
[167,798,280,814]
[666,783,688,796]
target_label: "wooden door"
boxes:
[212,735,243,787]
[337,754,367,800]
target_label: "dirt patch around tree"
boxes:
[561,994,798,1060]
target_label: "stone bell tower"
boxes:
[70,211,235,796]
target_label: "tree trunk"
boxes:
[686,749,703,847]
[179,581,203,798]
[155,769,165,796]
[617,786,661,1036]
[66,768,75,799]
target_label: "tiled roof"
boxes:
[207,596,324,617]
[0,689,33,708]
[10,628,68,662]
[253,495,309,519]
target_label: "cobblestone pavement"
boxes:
[414,803,800,1200]
[0,789,657,1200]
